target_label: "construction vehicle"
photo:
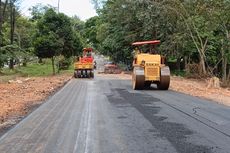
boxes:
[104,61,121,74]
[74,48,94,78]
[132,40,170,90]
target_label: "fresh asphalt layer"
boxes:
[0,75,230,153]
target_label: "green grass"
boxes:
[0,62,54,81]
[17,63,54,77]
[59,64,74,75]
[0,59,74,82]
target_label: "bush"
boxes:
[58,58,72,70]
[172,70,186,77]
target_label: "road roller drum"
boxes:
[132,67,145,90]
[157,66,170,90]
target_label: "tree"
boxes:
[29,3,51,21]
[14,16,36,66]
[210,0,230,83]
[8,0,17,69]
[83,16,100,48]
[34,33,62,74]
[0,0,22,69]
[72,32,83,56]
[0,0,8,46]
[71,16,85,55]
[91,0,106,10]
[95,0,229,82]
[1,44,21,68]
[34,8,82,74]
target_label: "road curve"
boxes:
[0,76,230,153]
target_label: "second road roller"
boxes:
[132,40,170,90]
[74,48,95,78]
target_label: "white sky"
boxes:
[20,0,97,21]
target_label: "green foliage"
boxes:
[70,16,85,55]
[88,0,230,81]
[73,32,84,56]
[91,0,106,10]
[0,50,8,68]
[71,16,85,34]
[29,4,51,21]
[58,57,72,70]
[83,16,100,48]
[15,16,36,49]
[34,32,62,58]
[1,44,20,58]
[0,44,33,69]
[172,70,186,77]
[34,8,82,59]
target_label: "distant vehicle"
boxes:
[74,48,94,78]
[104,61,121,74]
[132,40,170,90]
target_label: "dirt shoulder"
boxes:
[170,76,230,106]
[0,73,72,135]
[98,72,230,106]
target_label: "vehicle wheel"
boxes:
[132,67,145,90]
[157,66,170,90]
[91,72,94,78]
[87,70,91,78]
[74,71,78,78]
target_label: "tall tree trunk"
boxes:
[51,56,55,75]
[223,56,227,83]
[221,40,227,83]
[176,57,181,70]
[0,0,2,34]
[184,56,189,73]
[199,53,206,75]
[228,67,230,81]
[10,5,15,44]
[0,0,3,47]
[9,2,15,69]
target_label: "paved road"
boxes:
[1,55,230,153]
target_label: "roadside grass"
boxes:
[18,63,54,77]
[171,70,186,77]
[59,64,74,75]
[0,59,74,82]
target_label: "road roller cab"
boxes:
[132,40,170,90]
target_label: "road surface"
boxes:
[0,60,230,153]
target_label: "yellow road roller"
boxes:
[132,40,170,90]
[74,48,94,78]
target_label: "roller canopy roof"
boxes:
[132,40,160,46]
[83,48,93,52]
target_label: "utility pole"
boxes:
[58,0,60,13]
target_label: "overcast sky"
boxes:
[20,0,97,21]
